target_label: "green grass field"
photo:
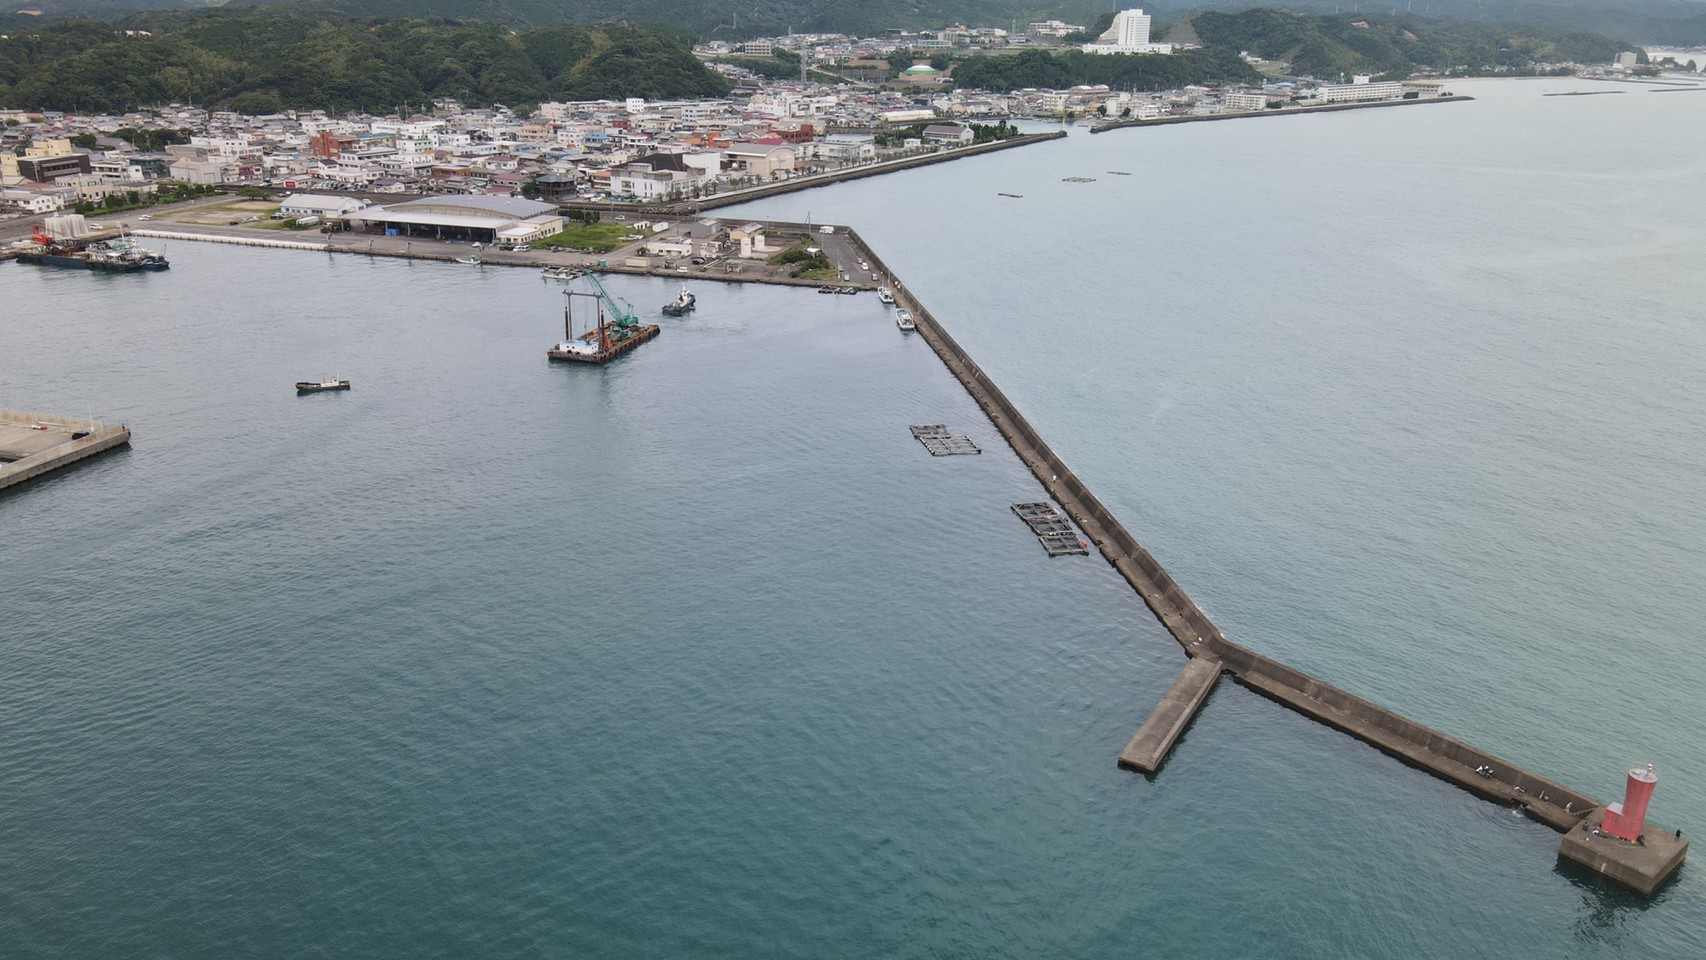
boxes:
[529,222,634,253]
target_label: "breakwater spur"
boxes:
[837,226,1682,894]
[1090,95,1473,134]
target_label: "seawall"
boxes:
[1090,95,1474,134]
[840,226,1597,831]
[665,132,1067,214]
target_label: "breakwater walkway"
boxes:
[837,226,1599,833]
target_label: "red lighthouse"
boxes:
[1600,763,1659,842]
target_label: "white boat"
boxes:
[877,288,895,305]
[542,266,578,280]
[895,308,916,332]
[454,255,482,265]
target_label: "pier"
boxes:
[0,408,130,492]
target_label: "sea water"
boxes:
[3,77,1704,957]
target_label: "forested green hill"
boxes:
[20,0,1112,36]
[0,15,729,112]
[1189,10,1630,78]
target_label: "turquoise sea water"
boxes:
[4,78,1704,956]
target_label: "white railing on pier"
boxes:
[131,229,329,252]
[0,408,105,432]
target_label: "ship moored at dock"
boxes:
[13,225,168,273]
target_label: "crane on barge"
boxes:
[581,273,642,335]
[548,274,661,364]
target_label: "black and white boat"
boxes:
[296,377,351,393]
[661,284,696,316]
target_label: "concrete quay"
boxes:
[0,408,130,492]
[1118,657,1223,774]
[1090,94,1474,134]
[1560,817,1689,896]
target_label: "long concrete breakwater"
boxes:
[658,132,1067,215]
[1090,95,1474,134]
[839,226,1599,833]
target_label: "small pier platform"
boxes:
[1118,657,1222,774]
[1010,502,1089,556]
[0,408,130,492]
[909,424,981,456]
[1560,816,1688,896]
[547,324,660,364]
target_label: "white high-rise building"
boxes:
[1082,9,1173,55]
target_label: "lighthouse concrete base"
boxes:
[1558,811,1688,896]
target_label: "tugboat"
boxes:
[895,308,917,332]
[14,224,169,272]
[296,377,351,393]
[661,284,696,317]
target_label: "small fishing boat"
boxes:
[997,192,1024,199]
[895,308,916,332]
[296,377,351,393]
[877,288,895,304]
[454,255,482,265]
[661,284,696,316]
[542,265,579,280]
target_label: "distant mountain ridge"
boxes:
[0,14,729,112]
[18,0,1706,44]
[1190,9,1632,79]
[16,0,1112,36]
